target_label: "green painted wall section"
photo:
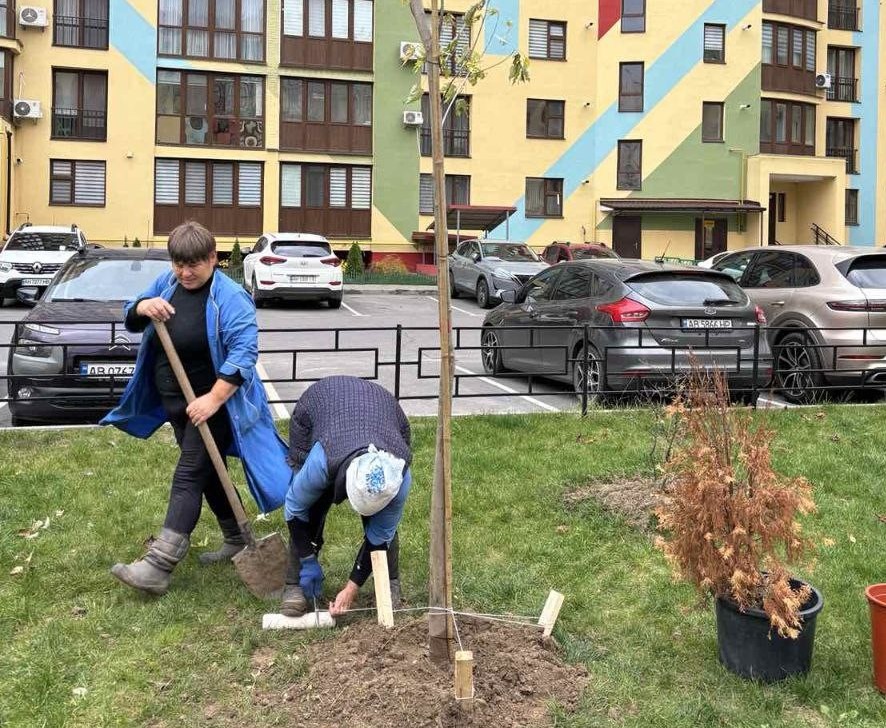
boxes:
[373,4,421,241]
[633,65,761,201]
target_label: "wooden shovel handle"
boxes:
[153,319,256,547]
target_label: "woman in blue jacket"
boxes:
[102,221,290,595]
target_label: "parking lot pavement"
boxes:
[0,291,578,428]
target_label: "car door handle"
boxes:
[771,301,786,307]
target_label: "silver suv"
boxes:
[0,224,89,304]
[712,245,886,402]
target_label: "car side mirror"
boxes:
[500,289,517,304]
[16,287,39,306]
[471,252,481,262]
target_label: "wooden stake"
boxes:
[538,590,565,638]
[371,550,395,628]
[454,650,474,708]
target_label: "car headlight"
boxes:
[492,268,515,280]
[0,262,11,273]
[17,338,53,358]
[24,323,60,336]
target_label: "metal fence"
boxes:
[4,322,886,425]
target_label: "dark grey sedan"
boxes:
[480,260,772,399]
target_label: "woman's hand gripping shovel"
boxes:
[154,320,289,599]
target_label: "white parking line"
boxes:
[427,296,482,318]
[255,361,289,420]
[340,301,365,317]
[454,365,559,412]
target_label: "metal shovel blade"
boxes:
[232,532,290,599]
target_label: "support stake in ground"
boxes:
[538,590,565,638]
[454,650,474,709]
[371,550,395,628]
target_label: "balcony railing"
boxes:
[420,128,470,157]
[763,0,818,21]
[828,3,859,30]
[51,108,107,141]
[826,76,858,102]
[54,15,109,49]
[826,145,858,173]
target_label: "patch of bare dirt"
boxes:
[563,477,667,531]
[253,616,588,728]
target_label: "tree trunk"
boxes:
[408,0,454,664]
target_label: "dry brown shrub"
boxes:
[370,256,410,275]
[655,367,816,638]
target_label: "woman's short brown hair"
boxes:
[167,221,216,264]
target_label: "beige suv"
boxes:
[712,245,886,403]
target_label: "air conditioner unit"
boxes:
[18,6,48,27]
[815,72,833,89]
[399,41,423,61]
[403,110,424,126]
[13,100,43,119]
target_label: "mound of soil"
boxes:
[257,616,588,728]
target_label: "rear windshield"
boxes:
[572,247,617,260]
[480,243,539,262]
[843,257,886,289]
[627,274,748,306]
[271,242,331,258]
[5,232,79,252]
[46,258,171,302]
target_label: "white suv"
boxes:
[0,224,88,304]
[243,233,343,308]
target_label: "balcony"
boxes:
[826,145,858,173]
[763,0,817,21]
[827,76,858,102]
[828,2,859,30]
[51,108,107,141]
[54,15,109,49]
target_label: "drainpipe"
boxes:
[4,129,11,236]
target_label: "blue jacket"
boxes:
[100,270,291,513]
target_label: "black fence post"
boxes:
[751,324,760,409]
[394,324,402,401]
[581,324,590,417]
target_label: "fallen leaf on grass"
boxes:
[72,687,88,698]
[55,510,64,517]
[822,538,836,547]
[878,515,886,524]
[815,412,826,420]
[555,525,569,534]
[71,606,87,618]
[195,537,209,548]
[849,534,857,544]
[9,566,23,576]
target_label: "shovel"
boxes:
[154,319,289,600]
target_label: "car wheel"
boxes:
[449,270,460,299]
[251,276,265,309]
[476,278,493,309]
[774,331,824,404]
[573,344,604,403]
[327,295,342,309]
[480,328,507,375]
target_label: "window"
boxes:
[827,46,857,102]
[619,63,644,112]
[760,99,815,154]
[54,0,109,49]
[526,99,564,139]
[703,23,725,63]
[0,51,9,120]
[419,174,470,215]
[159,0,265,62]
[279,163,371,237]
[621,0,645,33]
[552,266,594,300]
[826,117,857,173]
[52,69,107,141]
[702,102,724,142]
[617,140,642,190]
[420,95,470,157]
[744,251,799,288]
[762,21,817,96]
[523,267,562,302]
[281,0,373,70]
[50,160,106,206]
[528,19,566,60]
[431,11,469,76]
[829,1,859,31]
[156,71,263,148]
[0,0,11,39]
[845,189,859,226]
[279,77,371,153]
[525,177,563,218]
[154,159,263,234]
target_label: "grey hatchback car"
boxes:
[711,245,886,402]
[481,260,772,399]
[448,240,548,308]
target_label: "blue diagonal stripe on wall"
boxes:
[849,0,879,246]
[484,0,520,57]
[109,0,158,83]
[493,0,759,239]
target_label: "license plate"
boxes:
[21,278,49,286]
[79,362,136,378]
[289,275,316,283]
[682,318,733,329]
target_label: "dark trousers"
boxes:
[162,396,238,535]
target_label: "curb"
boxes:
[345,285,438,295]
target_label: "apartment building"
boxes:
[0,0,881,265]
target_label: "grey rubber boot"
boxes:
[387,533,402,608]
[198,517,246,565]
[110,528,190,596]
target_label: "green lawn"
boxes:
[2,409,886,727]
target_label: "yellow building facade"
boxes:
[0,0,882,265]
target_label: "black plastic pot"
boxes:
[715,578,823,682]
